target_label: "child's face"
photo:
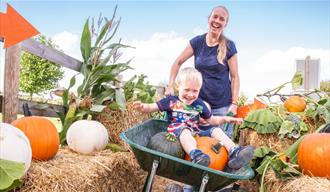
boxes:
[177,80,201,105]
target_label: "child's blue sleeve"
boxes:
[156,96,172,112]
[198,99,212,119]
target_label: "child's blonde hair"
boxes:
[175,67,203,88]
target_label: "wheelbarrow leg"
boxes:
[143,160,159,192]
[199,174,209,192]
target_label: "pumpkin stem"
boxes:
[165,133,177,142]
[280,96,287,102]
[211,142,222,154]
[87,114,93,121]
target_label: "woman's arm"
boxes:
[228,54,240,114]
[165,44,194,95]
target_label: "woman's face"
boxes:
[208,7,228,35]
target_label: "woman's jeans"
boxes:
[212,105,234,139]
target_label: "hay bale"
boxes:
[282,175,330,192]
[240,129,295,152]
[236,180,259,192]
[17,147,171,192]
[264,170,330,192]
[96,102,151,146]
[238,172,330,192]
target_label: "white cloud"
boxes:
[121,34,330,99]
[52,31,81,60]
[121,32,194,85]
[239,47,330,98]
[1,32,329,103]
[192,26,205,36]
[51,31,83,92]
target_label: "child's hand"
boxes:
[224,116,243,124]
[133,101,144,111]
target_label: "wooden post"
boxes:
[2,44,21,123]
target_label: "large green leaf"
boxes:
[115,89,126,110]
[254,146,275,158]
[0,159,25,191]
[94,20,110,47]
[244,109,281,124]
[279,120,295,138]
[240,108,282,133]
[81,19,92,64]
[256,156,272,175]
[93,88,115,105]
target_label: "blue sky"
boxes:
[1,0,329,98]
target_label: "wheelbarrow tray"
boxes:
[120,119,254,191]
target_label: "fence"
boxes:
[1,38,165,123]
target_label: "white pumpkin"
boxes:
[66,120,109,154]
[0,123,32,173]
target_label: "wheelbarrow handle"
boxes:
[223,111,234,132]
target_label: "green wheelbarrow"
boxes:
[120,119,254,192]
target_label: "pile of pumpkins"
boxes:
[0,116,109,175]
[147,95,330,178]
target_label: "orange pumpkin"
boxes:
[236,98,267,118]
[185,137,228,171]
[12,116,59,160]
[297,133,330,178]
[284,96,306,112]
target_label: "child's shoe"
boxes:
[228,145,254,170]
[189,149,210,167]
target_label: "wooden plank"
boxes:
[2,44,21,123]
[0,95,65,117]
[21,38,82,72]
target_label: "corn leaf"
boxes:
[115,89,126,110]
[80,19,92,64]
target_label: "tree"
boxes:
[19,35,64,99]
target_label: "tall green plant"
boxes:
[58,7,133,144]
[124,74,156,103]
[20,35,64,99]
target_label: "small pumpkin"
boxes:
[185,137,228,171]
[297,133,330,178]
[0,123,32,173]
[236,98,267,118]
[147,132,185,159]
[284,96,306,112]
[66,120,109,154]
[11,116,59,161]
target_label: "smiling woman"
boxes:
[166,5,240,140]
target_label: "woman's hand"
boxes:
[228,103,238,116]
[165,85,174,96]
